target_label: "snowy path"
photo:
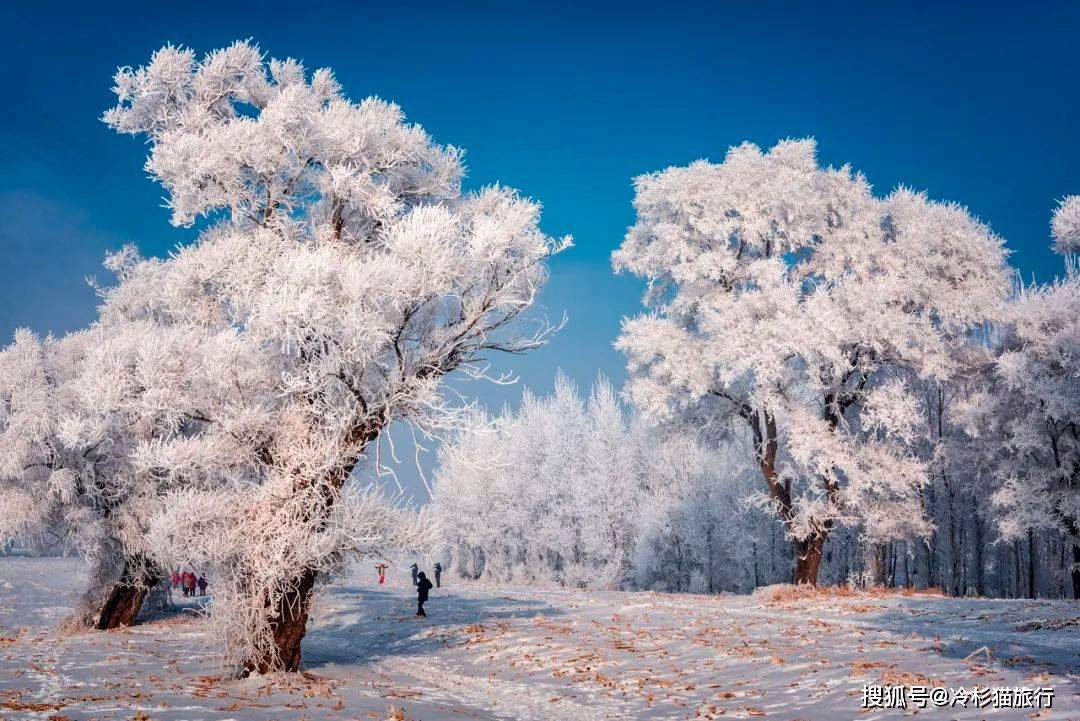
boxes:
[0,558,1077,720]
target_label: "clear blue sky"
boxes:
[3,1,1078,424]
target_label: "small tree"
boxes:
[101,42,567,674]
[613,140,1009,584]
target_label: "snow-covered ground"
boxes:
[0,557,1076,720]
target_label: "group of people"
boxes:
[373,561,443,617]
[171,569,208,597]
[408,561,442,588]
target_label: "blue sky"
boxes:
[3,2,1079,475]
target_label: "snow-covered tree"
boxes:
[910,367,992,595]
[0,322,222,628]
[632,437,757,593]
[433,375,640,587]
[432,374,755,592]
[0,332,59,550]
[98,41,567,674]
[613,140,1010,584]
[1051,195,1080,255]
[958,196,1080,598]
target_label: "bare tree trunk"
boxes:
[94,556,159,630]
[1012,540,1021,598]
[793,533,827,585]
[1028,529,1038,599]
[706,516,715,594]
[868,542,888,586]
[925,484,938,589]
[751,528,760,590]
[960,520,969,596]
[1071,539,1080,601]
[1058,535,1067,595]
[947,481,963,595]
[973,512,985,596]
[1065,519,1080,600]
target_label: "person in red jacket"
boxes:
[171,569,181,591]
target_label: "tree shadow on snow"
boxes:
[857,598,1079,673]
[137,594,212,623]
[302,585,565,669]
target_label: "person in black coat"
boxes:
[416,571,433,617]
[433,562,442,588]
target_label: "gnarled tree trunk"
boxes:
[241,424,382,676]
[94,555,159,630]
[243,568,318,676]
[749,407,833,586]
[793,532,827,585]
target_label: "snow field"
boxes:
[1,558,1076,720]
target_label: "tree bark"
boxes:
[747,407,834,586]
[241,421,383,676]
[93,556,159,630]
[243,568,318,676]
[793,532,827,585]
